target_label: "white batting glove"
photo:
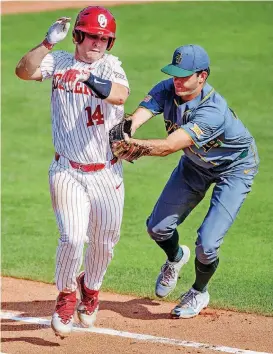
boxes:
[45,17,71,45]
[60,69,91,91]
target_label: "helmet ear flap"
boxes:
[107,37,115,51]
[72,30,85,44]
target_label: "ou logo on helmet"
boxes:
[98,14,108,28]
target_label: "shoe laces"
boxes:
[55,293,76,324]
[179,289,198,308]
[78,273,99,314]
[160,262,176,284]
[80,287,99,315]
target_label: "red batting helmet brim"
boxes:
[75,25,115,38]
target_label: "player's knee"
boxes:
[59,234,84,255]
[98,240,116,257]
[195,239,219,265]
[146,217,172,242]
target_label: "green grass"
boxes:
[2,2,273,315]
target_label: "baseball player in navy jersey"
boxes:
[122,44,259,318]
[15,6,129,338]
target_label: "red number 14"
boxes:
[85,105,104,127]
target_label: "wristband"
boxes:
[84,74,112,99]
[42,38,54,50]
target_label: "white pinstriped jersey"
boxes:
[40,51,129,163]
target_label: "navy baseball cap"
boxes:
[161,44,210,77]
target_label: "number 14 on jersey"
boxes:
[85,105,104,126]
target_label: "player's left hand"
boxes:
[109,119,151,162]
[59,69,91,91]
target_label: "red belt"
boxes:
[55,153,117,172]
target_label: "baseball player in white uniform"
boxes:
[15,6,129,338]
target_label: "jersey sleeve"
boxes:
[112,63,129,88]
[138,81,166,115]
[100,56,129,89]
[40,50,71,81]
[182,105,225,148]
[40,52,56,80]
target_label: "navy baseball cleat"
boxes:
[171,287,210,318]
[155,245,190,298]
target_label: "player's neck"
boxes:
[74,52,95,64]
[180,85,204,102]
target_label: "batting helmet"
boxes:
[72,6,116,50]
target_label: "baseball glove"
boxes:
[109,118,151,162]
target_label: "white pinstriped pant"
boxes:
[48,156,124,292]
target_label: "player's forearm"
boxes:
[129,138,174,156]
[128,128,193,157]
[15,43,49,80]
[130,107,154,136]
[105,82,129,105]
[83,76,129,105]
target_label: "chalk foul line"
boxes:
[0,311,271,354]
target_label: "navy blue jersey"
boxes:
[139,80,258,169]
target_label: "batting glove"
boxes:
[60,69,91,91]
[45,17,71,45]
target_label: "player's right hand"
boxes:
[45,17,71,45]
[59,69,91,91]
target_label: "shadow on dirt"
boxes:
[1,297,170,322]
[1,335,60,347]
[1,297,171,347]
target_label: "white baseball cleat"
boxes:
[77,271,99,327]
[171,287,210,318]
[51,291,77,338]
[155,245,190,298]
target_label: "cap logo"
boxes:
[175,52,182,65]
[98,14,107,28]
